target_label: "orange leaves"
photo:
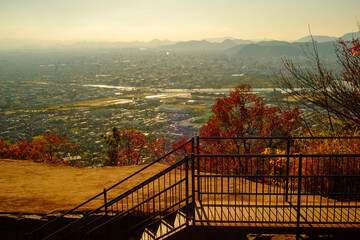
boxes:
[293,129,360,198]
[296,131,360,155]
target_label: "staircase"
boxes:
[27,138,195,240]
[82,155,194,240]
[140,209,189,240]
[26,136,360,240]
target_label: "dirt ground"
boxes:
[0,159,169,215]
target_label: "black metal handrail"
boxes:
[27,136,360,239]
[86,156,192,237]
[196,153,360,157]
[27,138,194,240]
[194,152,360,231]
[199,136,360,139]
[42,156,191,240]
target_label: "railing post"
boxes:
[185,156,189,227]
[104,188,108,216]
[197,136,201,202]
[192,137,195,156]
[191,137,196,212]
[191,154,196,226]
[83,214,88,240]
[296,154,303,240]
[285,136,291,202]
[103,190,108,240]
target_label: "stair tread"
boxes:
[164,212,179,226]
[144,226,157,235]
[177,210,187,217]
[161,218,174,229]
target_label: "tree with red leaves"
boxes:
[168,138,194,164]
[0,137,11,159]
[102,127,166,166]
[37,132,78,163]
[8,140,38,160]
[199,83,301,154]
[170,83,301,173]
[0,132,78,164]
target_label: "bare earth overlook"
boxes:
[0,159,168,215]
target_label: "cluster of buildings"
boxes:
[0,49,325,165]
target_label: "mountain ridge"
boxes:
[0,32,358,51]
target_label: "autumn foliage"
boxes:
[170,83,301,176]
[292,129,360,199]
[0,132,78,165]
[275,35,360,197]
[101,127,166,166]
[167,81,360,200]
[198,83,301,156]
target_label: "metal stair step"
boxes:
[174,210,187,229]
[163,211,178,228]
[155,219,173,238]
[140,227,156,240]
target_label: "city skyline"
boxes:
[0,0,359,42]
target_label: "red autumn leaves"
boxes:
[196,84,301,155]
[200,84,300,139]
[0,132,78,165]
[101,127,166,166]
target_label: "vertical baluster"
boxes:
[186,157,189,227]
[104,188,108,217]
[191,155,195,225]
[286,136,291,202]
[153,180,155,217]
[197,136,200,202]
[228,156,230,222]
[296,154,302,240]
[158,177,161,213]
[262,154,265,222]
[164,172,167,211]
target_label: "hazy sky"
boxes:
[0,0,359,42]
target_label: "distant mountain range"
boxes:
[162,32,360,57]
[295,35,338,43]
[1,32,359,57]
[294,32,360,42]
[0,38,175,50]
[341,32,360,40]
[231,32,360,57]
[72,39,175,49]
[160,39,245,51]
[234,41,337,57]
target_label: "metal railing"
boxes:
[27,138,194,240]
[194,154,360,224]
[27,136,360,239]
[61,156,194,239]
[193,136,360,236]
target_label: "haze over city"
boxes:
[1,0,359,42]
